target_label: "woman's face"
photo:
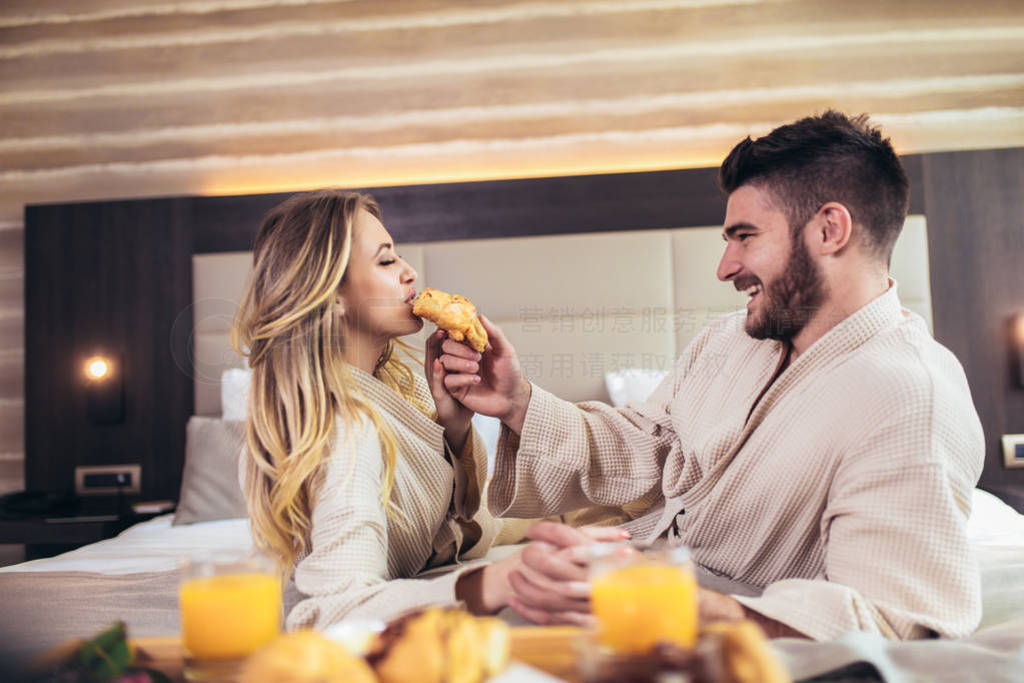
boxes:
[338,209,422,343]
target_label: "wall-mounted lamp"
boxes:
[1012,313,1024,389]
[84,353,124,424]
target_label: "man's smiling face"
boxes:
[717,185,826,342]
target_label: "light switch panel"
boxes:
[1003,434,1024,469]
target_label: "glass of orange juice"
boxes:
[589,542,698,655]
[179,551,282,681]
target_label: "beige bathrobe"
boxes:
[489,284,985,641]
[287,366,503,630]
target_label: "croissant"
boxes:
[240,630,377,683]
[365,607,510,683]
[412,288,488,353]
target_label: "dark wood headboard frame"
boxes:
[24,151,1024,507]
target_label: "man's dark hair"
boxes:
[718,110,909,264]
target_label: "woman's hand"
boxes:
[436,316,532,434]
[425,328,475,451]
[455,549,523,615]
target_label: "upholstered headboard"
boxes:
[192,216,932,415]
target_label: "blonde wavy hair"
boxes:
[232,189,423,573]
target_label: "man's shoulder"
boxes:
[855,310,970,395]
[836,314,983,462]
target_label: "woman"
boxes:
[232,189,522,630]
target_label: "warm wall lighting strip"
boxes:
[3,75,1022,155]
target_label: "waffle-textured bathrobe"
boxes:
[489,284,985,641]
[286,366,502,630]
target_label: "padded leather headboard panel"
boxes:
[192,216,931,415]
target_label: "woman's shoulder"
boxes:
[328,413,383,459]
[332,410,380,440]
[320,414,386,486]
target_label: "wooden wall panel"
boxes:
[191,168,730,253]
[924,148,1024,493]
[25,199,193,500]
[192,159,924,253]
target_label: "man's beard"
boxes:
[744,236,825,342]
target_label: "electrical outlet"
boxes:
[75,464,141,496]
[1003,434,1024,469]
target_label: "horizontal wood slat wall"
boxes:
[2,0,1023,493]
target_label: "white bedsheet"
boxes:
[5,490,1024,630]
[0,515,254,575]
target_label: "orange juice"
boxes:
[591,561,698,654]
[179,572,282,660]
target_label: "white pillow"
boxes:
[472,413,502,475]
[221,368,252,421]
[174,417,248,525]
[968,489,1024,630]
[969,488,1024,543]
[604,368,669,408]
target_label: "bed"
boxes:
[5,204,1024,681]
[2,451,1023,680]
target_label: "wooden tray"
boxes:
[133,626,582,682]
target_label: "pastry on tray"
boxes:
[241,630,376,683]
[365,606,510,683]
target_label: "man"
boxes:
[436,111,984,640]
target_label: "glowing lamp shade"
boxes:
[84,353,124,424]
[86,357,110,380]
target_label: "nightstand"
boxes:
[0,515,137,561]
[0,496,173,562]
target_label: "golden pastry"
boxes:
[366,606,510,683]
[240,629,377,683]
[702,620,790,683]
[412,288,488,353]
